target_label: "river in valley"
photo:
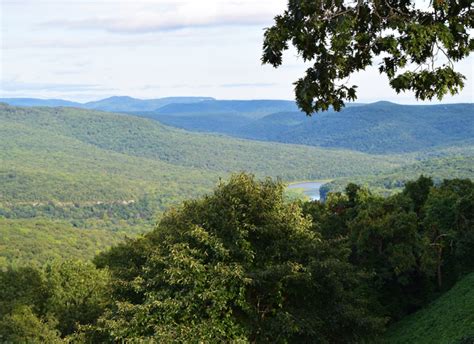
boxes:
[287,182,325,201]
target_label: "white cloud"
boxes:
[40,0,286,33]
[220,82,277,88]
[0,80,115,93]
[3,0,473,103]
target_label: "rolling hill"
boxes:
[0,97,299,129]
[82,96,214,112]
[0,98,82,107]
[0,103,412,267]
[0,96,298,116]
[145,102,474,154]
[4,98,472,155]
[152,99,298,118]
[0,103,406,214]
[2,102,472,267]
[0,96,215,112]
[3,102,473,217]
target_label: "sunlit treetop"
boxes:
[262,0,473,114]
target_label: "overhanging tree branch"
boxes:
[262,0,473,114]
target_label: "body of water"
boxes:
[287,182,324,201]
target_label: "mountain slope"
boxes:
[0,103,409,267]
[320,152,474,197]
[135,102,474,154]
[2,103,472,269]
[154,99,298,119]
[0,96,215,112]
[0,97,299,120]
[83,96,214,112]
[5,98,471,155]
[386,273,474,343]
[0,104,405,205]
[0,218,126,268]
[233,102,474,153]
[135,112,252,135]
[0,98,82,107]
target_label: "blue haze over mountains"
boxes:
[1,96,473,155]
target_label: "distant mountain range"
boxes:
[132,101,474,154]
[1,97,472,154]
[0,96,299,116]
[0,96,215,112]
[83,96,215,112]
[0,98,82,107]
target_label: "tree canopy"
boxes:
[262,0,474,114]
[93,174,384,343]
[1,174,474,342]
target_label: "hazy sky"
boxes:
[1,0,473,103]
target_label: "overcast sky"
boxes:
[1,0,473,103]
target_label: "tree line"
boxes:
[1,174,473,342]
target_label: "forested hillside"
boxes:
[3,99,472,155]
[3,0,473,340]
[1,103,406,266]
[0,106,403,183]
[1,174,473,342]
[153,99,298,118]
[0,103,402,203]
[387,273,474,343]
[0,219,126,268]
[0,97,295,115]
[144,102,474,154]
[321,152,474,197]
[2,103,473,266]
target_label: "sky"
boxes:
[1,0,473,103]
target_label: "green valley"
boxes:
[1,103,473,342]
[3,0,474,341]
[0,104,404,206]
[2,103,474,268]
[0,103,407,266]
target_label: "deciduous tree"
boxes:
[262,0,473,113]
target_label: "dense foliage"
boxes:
[262,0,474,113]
[91,174,384,342]
[321,153,474,197]
[386,272,474,343]
[312,176,474,319]
[0,219,130,269]
[1,174,473,342]
[0,261,110,343]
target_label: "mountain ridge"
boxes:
[136,102,474,154]
[1,97,472,154]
